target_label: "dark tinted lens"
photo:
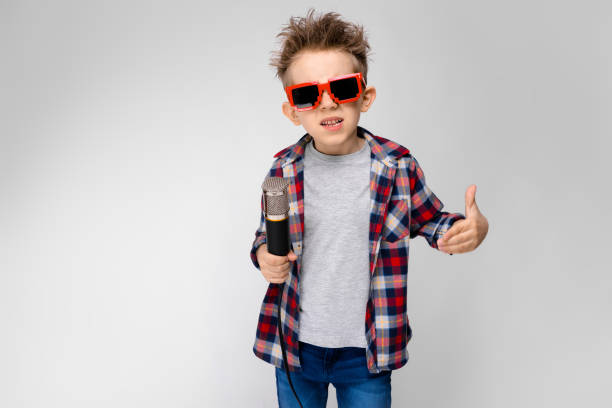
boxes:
[291,85,319,108]
[329,77,359,101]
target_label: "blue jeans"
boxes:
[275,341,392,407]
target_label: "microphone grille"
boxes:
[262,177,290,216]
[262,176,290,192]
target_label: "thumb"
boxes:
[465,184,478,218]
[288,250,298,261]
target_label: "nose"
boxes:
[319,89,337,109]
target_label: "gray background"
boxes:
[1,0,610,407]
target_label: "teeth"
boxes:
[322,119,342,125]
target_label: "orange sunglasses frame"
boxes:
[285,72,366,111]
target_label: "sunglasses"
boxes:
[285,72,365,111]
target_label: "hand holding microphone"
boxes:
[256,244,297,284]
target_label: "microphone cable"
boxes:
[277,282,303,408]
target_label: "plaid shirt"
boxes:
[250,125,465,374]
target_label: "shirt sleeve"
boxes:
[249,193,268,271]
[408,155,466,250]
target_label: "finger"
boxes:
[438,221,467,245]
[262,257,291,273]
[266,254,289,266]
[268,250,296,263]
[439,229,473,247]
[465,185,478,218]
[437,231,457,247]
[274,262,292,274]
[269,274,289,284]
[438,239,474,254]
[263,264,285,276]
[268,271,289,282]
[471,190,481,215]
[265,259,292,273]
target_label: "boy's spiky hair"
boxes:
[269,8,372,89]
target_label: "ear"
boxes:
[360,86,376,112]
[282,102,301,125]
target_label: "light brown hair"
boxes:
[269,8,372,89]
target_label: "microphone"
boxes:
[261,177,291,256]
[260,176,303,408]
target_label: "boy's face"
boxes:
[281,49,376,156]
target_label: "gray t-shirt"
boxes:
[298,136,371,348]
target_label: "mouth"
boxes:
[320,117,344,131]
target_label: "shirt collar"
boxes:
[274,125,410,168]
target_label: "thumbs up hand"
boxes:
[436,185,489,255]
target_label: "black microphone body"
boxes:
[265,217,290,256]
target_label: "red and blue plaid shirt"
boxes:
[250,126,465,373]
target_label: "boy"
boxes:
[250,9,489,407]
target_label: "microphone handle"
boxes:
[265,217,290,256]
